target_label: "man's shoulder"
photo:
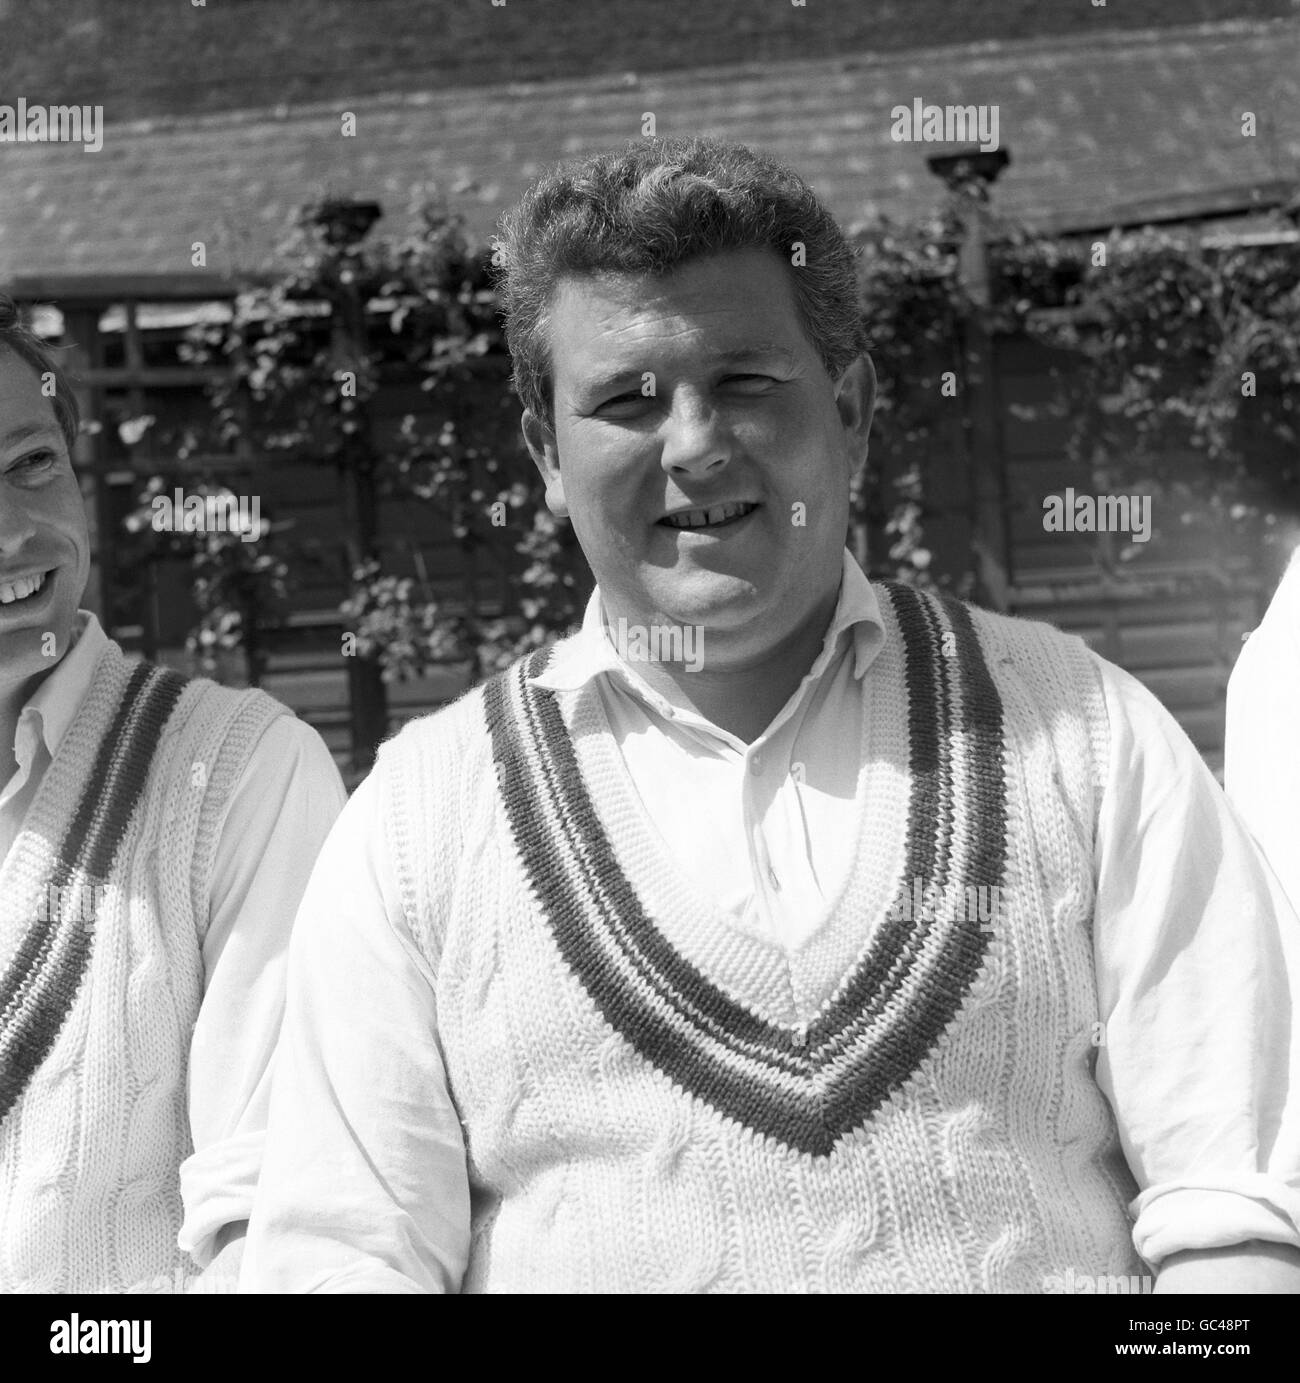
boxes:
[87,639,296,764]
[967,599,1093,664]
[967,599,1106,714]
[378,641,550,763]
[380,638,572,759]
[147,658,291,737]
[871,581,1097,670]
[365,648,556,839]
[91,636,283,712]
[871,584,1109,781]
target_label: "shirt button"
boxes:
[791,1024,808,1049]
[751,755,762,773]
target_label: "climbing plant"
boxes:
[127,186,1300,710]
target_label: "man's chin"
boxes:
[639,569,764,632]
[0,610,77,676]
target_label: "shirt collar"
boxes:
[17,610,109,760]
[531,549,886,701]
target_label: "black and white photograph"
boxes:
[1,0,1299,1340]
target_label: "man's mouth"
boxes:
[658,501,759,531]
[0,570,51,605]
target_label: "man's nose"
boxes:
[659,394,734,478]
[0,497,38,556]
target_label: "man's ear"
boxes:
[521,408,568,519]
[835,353,877,479]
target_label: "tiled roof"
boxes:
[2,19,1297,288]
[1,0,1286,120]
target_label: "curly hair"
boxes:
[0,294,81,452]
[495,135,868,425]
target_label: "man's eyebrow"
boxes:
[579,344,796,397]
[1,421,62,448]
[579,367,645,397]
[714,345,797,366]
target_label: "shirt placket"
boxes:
[742,739,790,941]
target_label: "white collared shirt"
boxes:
[243,555,1300,1288]
[0,611,347,1266]
[532,552,885,946]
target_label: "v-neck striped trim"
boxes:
[0,662,187,1126]
[484,583,1008,1156]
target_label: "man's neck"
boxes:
[614,591,839,745]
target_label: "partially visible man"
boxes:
[0,296,346,1292]
[1226,549,1300,911]
[245,137,1300,1293]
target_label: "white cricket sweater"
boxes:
[381,582,1146,1292]
[0,641,286,1292]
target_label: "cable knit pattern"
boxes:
[383,583,1143,1292]
[0,641,287,1293]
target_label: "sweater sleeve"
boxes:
[178,714,347,1271]
[1089,656,1300,1268]
[239,761,472,1293]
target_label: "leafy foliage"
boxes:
[850,207,970,587]
[128,186,1300,701]
[1018,226,1300,551]
[121,477,288,683]
[133,190,588,683]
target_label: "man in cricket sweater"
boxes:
[245,139,1300,1293]
[0,296,345,1292]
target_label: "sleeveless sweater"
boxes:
[0,641,287,1293]
[381,582,1145,1292]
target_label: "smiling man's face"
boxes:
[0,346,90,699]
[522,247,874,667]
